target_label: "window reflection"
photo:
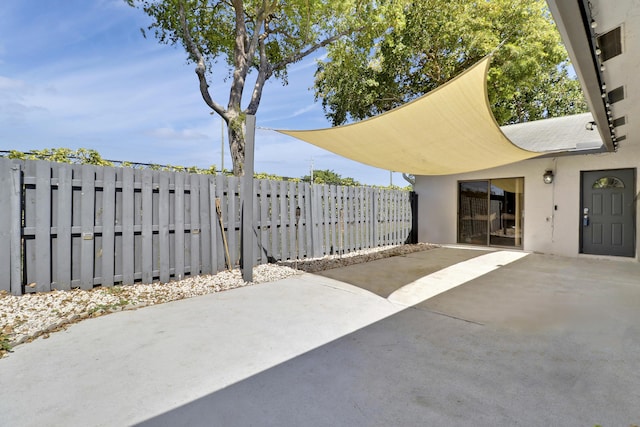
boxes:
[592,176,624,189]
[458,178,523,247]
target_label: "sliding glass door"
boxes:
[458,178,524,248]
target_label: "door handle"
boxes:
[583,207,589,226]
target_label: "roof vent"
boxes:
[597,26,623,62]
[607,86,625,104]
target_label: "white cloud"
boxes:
[0,2,391,185]
[0,75,28,94]
[148,127,208,140]
[291,104,318,118]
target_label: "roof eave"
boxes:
[546,0,615,152]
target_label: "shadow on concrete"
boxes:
[136,254,640,427]
[316,247,492,297]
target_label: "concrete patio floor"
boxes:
[1,247,639,426]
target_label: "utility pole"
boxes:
[241,115,256,282]
[390,170,393,187]
[309,157,314,184]
[220,118,225,173]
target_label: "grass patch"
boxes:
[87,298,130,317]
[0,332,12,357]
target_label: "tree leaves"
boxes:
[315,0,587,126]
[126,0,400,175]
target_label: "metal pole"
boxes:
[221,118,225,173]
[241,115,256,282]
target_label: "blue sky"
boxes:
[0,0,403,186]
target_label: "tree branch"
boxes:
[229,0,249,109]
[247,38,272,114]
[272,29,356,71]
[178,1,226,118]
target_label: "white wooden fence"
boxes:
[0,158,414,295]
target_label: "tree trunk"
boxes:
[228,114,246,176]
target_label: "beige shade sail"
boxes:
[277,56,541,175]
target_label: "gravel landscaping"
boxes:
[0,243,436,358]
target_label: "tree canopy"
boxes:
[126,0,400,176]
[314,0,587,126]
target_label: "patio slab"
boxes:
[316,246,493,297]
[1,249,639,426]
[138,253,640,426]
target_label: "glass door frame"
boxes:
[457,177,524,248]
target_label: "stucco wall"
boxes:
[415,141,640,260]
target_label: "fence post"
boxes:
[241,114,256,282]
[311,184,322,257]
[409,191,419,244]
[371,188,379,246]
[10,164,22,295]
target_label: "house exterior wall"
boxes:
[415,140,640,260]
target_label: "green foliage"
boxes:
[372,184,412,191]
[254,171,285,181]
[315,0,587,126]
[75,148,114,166]
[3,149,405,189]
[0,329,12,358]
[5,148,113,166]
[125,0,403,175]
[127,0,396,85]
[0,332,11,352]
[87,299,130,317]
[302,169,360,186]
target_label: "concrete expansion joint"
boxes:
[419,307,485,326]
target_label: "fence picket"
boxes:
[311,185,322,257]
[33,161,52,292]
[199,174,212,275]
[189,174,201,276]
[322,185,329,255]
[227,176,238,267]
[0,160,21,293]
[101,166,116,287]
[10,163,21,295]
[159,172,170,282]
[288,181,297,260]
[355,187,362,249]
[0,162,10,292]
[214,175,226,271]
[362,187,369,248]
[0,160,10,292]
[270,180,279,261]
[329,185,336,255]
[174,172,185,280]
[121,168,135,284]
[279,181,288,261]
[140,170,153,283]
[303,183,312,258]
[336,186,343,255]
[250,177,260,265]
[259,180,268,264]
[209,179,218,274]
[1,158,411,292]
[346,186,352,251]
[78,165,96,289]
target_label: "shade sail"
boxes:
[278,56,541,175]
